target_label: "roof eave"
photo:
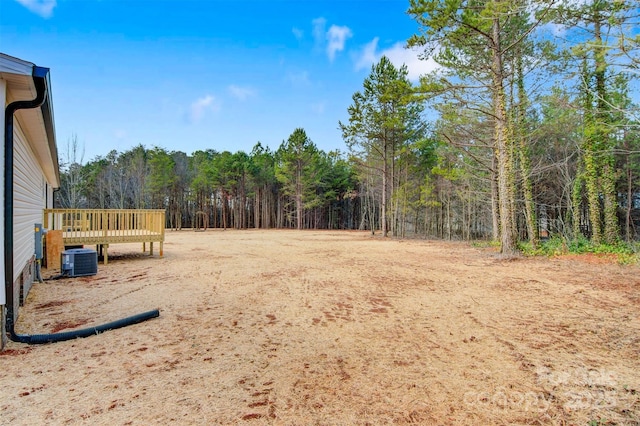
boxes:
[1,54,60,188]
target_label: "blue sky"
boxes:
[2,0,437,163]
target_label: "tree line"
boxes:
[57,0,639,253]
[57,135,361,231]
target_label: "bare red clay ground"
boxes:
[1,229,639,425]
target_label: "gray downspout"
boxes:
[5,67,159,344]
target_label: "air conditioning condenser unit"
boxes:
[61,248,98,277]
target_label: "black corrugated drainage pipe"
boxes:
[17,310,160,344]
[4,66,160,344]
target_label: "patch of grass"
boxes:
[614,251,639,265]
[520,236,639,264]
[588,419,614,426]
[519,237,567,256]
[471,240,501,249]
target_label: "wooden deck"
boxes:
[43,209,165,264]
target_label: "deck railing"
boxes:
[43,209,165,263]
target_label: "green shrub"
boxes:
[567,235,591,253]
[519,236,639,264]
[520,236,566,257]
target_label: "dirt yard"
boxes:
[1,230,639,425]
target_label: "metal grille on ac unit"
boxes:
[61,248,98,277]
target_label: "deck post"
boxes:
[104,244,109,265]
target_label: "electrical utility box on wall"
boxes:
[61,248,98,277]
[34,223,47,260]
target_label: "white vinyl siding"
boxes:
[13,119,44,282]
[0,78,5,305]
[46,182,53,209]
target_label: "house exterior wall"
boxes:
[1,77,6,346]
[1,54,59,349]
[13,117,46,308]
[47,181,53,209]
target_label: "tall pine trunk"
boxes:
[515,54,537,247]
[491,158,500,241]
[593,16,618,243]
[492,16,517,255]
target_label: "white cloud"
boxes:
[355,39,440,81]
[292,27,304,40]
[326,25,353,62]
[114,129,127,140]
[312,17,326,48]
[228,85,255,101]
[355,38,380,71]
[382,43,440,81]
[15,0,56,18]
[189,95,220,124]
[558,0,590,6]
[311,17,352,61]
[310,102,325,115]
[286,70,310,87]
[539,22,567,37]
